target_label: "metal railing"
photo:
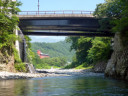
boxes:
[18,10,94,15]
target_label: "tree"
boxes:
[87,37,111,63]
[94,0,128,46]
[66,36,92,67]
[0,0,22,54]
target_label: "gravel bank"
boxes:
[0,71,69,80]
[0,69,94,80]
[36,69,93,75]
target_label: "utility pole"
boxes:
[38,0,40,15]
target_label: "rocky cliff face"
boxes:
[105,33,128,80]
[93,61,107,73]
[0,52,16,72]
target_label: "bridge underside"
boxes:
[18,15,114,37]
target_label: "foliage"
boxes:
[66,36,92,68]
[33,54,67,69]
[66,36,80,51]
[24,36,35,63]
[65,36,112,69]
[31,41,75,62]
[0,0,26,72]
[87,37,112,63]
[24,36,32,48]
[75,65,93,69]
[14,63,26,72]
[0,0,21,55]
[13,48,26,72]
[94,0,128,46]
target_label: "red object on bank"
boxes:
[37,50,50,59]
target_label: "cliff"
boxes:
[105,33,128,80]
[0,52,16,72]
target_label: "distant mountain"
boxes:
[31,41,75,62]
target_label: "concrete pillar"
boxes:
[15,27,20,58]
[23,39,27,62]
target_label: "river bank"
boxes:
[0,69,94,80]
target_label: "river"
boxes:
[0,73,128,96]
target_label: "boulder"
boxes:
[93,61,107,73]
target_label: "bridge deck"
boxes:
[18,14,94,19]
[18,11,114,37]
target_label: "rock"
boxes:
[105,33,128,81]
[0,53,16,72]
[6,56,16,72]
[93,61,107,73]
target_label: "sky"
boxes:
[18,0,105,43]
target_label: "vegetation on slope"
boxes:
[0,0,27,72]
[31,41,75,69]
[64,37,112,69]
[33,55,67,69]
[31,41,75,62]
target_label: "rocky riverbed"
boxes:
[36,68,92,75]
[0,69,94,80]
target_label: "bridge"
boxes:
[18,10,114,37]
[17,10,114,62]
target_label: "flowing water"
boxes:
[0,73,128,96]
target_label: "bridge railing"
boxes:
[18,10,94,15]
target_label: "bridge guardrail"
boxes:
[18,10,94,15]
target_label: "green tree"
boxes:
[0,0,21,53]
[87,37,111,63]
[66,36,92,67]
[33,56,67,69]
[94,0,128,46]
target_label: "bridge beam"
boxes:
[23,32,114,37]
[18,12,113,37]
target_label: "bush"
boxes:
[14,63,26,72]
[13,48,27,72]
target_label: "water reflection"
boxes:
[0,75,128,96]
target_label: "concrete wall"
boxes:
[18,29,27,62]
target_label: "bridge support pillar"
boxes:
[22,39,27,62]
[15,27,20,58]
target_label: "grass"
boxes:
[64,62,93,69]
[35,65,61,69]
[75,65,93,69]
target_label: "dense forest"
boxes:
[31,41,75,69]
[93,0,128,45]
[31,36,112,69]
[31,41,75,62]
[64,37,112,69]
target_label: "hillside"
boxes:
[31,41,75,62]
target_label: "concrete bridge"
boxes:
[18,11,114,37]
[17,10,114,62]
